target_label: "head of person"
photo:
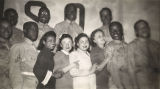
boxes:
[75,33,90,52]
[109,21,123,41]
[0,18,12,40]
[90,29,105,48]
[65,3,77,21]
[23,21,38,41]
[134,20,150,39]
[4,8,18,27]
[100,7,112,25]
[57,34,73,52]
[37,31,56,51]
[38,7,50,24]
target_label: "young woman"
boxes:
[33,31,62,89]
[54,34,78,89]
[69,33,97,89]
[90,29,109,89]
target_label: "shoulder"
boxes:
[55,21,66,27]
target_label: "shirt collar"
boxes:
[77,48,90,56]
[61,50,69,55]
[65,19,75,24]
[24,38,33,45]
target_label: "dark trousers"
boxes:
[37,77,56,89]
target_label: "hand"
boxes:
[53,70,64,79]
[96,65,104,71]
[91,64,98,73]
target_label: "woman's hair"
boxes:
[75,33,90,52]
[57,34,73,52]
[90,29,104,47]
[37,31,56,50]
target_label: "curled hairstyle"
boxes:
[37,31,56,50]
[57,34,73,52]
[75,33,90,51]
[90,29,104,47]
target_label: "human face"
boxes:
[61,37,73,52]
[44,36,56,50]
[110,25,123,40]
[93,31,105,48]
[0,21,12,40]
[136,22,150,38]
[38,9,50,24]
[6,11,18,26]
[27,25,38,41]
[100,10,112,25]
[66,5,77,21]
[77,37,89,51]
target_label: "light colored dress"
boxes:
[69,49,96,89]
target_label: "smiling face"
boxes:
[135,21,150,39]
[65,5,77,21]
[77,37,89,51]
[93,31,105,47]
[109,23,123,41]
[61,37,73,52]
[0,21,12,40]
[38,8,50,24]
[100,9,112,25]
[44,36,56,51]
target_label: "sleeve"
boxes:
[69,52,90,77]
[53,52,63,72]
[33,52,53,85]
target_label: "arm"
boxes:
[69,53,96,77]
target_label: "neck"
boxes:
[113,40,121,43]
[138,37,148,42]
[97,44,104,49]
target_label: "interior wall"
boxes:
[4,0,160,43]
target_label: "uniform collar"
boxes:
[61,50,69,55]
[65,19,75,24]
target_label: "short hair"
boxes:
[23,21,38,36]
[100,7,112,18]
[4,8,18,17]
[134,19,149,31]
[38,7,50,21]
[75,33,90,52]
[37,31,56,50]
[64,3,77,18]
[56,34,73,52]
[90,29,104,47]
[109,21,123,35]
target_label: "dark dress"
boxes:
[90,46,109,89]
[33,47,56,89]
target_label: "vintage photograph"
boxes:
[0,0,160,89]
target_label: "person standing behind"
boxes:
[97,7,113,44]
[54,3,83,42]
[54,34,79,89]
[9,21,39,89]
[0,18,12,89]
[69,33,97,89]
[90,29,109,89]
[33,31,59,89]
[34,7,54,47]
[127,20,160,89]
[4,8,24,46]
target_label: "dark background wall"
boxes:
[3,0,160,43]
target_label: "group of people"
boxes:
[0,2,160,89]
